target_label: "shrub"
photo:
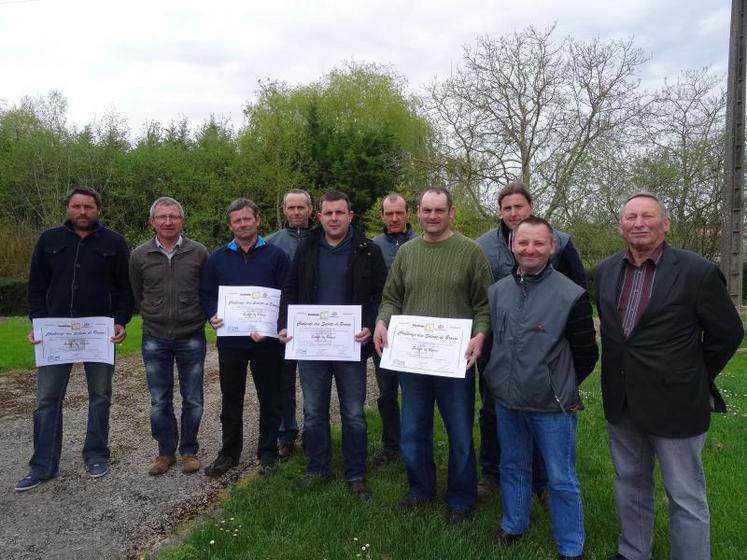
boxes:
[0,277,27,316]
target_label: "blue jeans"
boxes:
[277,359,299,445]
[29,361,114,478]
[496,403,585,557]
[298,360,367,481]
[142,332,206,456]
[399,369,477,511]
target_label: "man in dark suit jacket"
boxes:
[595,192,743,560]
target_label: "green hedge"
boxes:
[0,278,27,316]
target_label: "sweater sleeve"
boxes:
[564,292,598,384]
[199,254,219,319]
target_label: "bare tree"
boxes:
[426,25,648,221]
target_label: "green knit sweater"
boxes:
[376,232,493,335]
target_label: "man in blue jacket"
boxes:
[199,198,290,478]
[266,188,313,459]
[16,186,133,492]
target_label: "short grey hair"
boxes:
[283,188,312,207]
[620,191,669,221]
[149,197,184,219]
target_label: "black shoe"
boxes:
[347,479,371,500]
[493,529,523,546]
[371,449,400,466]
[294,472,331,492]
[204,455,238,478]
[559,554,584,560]
[446,508,473,525]
[477,477,500,497]
[394,494,431,512]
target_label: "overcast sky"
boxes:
[0,0,732,135]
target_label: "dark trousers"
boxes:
[372,352,401,453]
[217,341,283,463]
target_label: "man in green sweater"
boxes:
[374,186,493,525]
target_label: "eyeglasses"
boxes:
[153,214,183,223]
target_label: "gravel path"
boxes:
[0,348,379,559]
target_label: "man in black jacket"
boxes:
[16,186,133,491]
[279,191,387,499]
[595,192,743,560]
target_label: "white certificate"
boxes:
[285,305,362,361]
[216,285,281,338]
[380,315,472,378]
[32,317,115,367]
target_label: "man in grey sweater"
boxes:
[129,197,209,476]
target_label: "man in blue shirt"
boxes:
[199,199,289,478]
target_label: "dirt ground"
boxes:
[0,348,379,559]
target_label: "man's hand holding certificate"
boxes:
[378,315,473,378]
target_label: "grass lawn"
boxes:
[155,351,747,560]
[0,316,217,374]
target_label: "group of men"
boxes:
[15,182,743,560]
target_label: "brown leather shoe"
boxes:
[181,455,200,474]
[493,529,523,546]
[278,442,294,460]
[148,455,176,476]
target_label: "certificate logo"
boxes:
[424,323,446,332]
[71,322,81,332]
[319,311,330,320]
[251,291,263,299]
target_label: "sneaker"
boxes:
[278,442,294,460]
[347,479,371,500]
[204,455,238,478]
[148,455,176,476]
[87,462,109,478]
[477,477,500,497]
[181,455,200,474]
[371,449,400,466]
[258,459,277,477]
[15,473,44,492]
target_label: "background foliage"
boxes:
[0,28,733,307]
